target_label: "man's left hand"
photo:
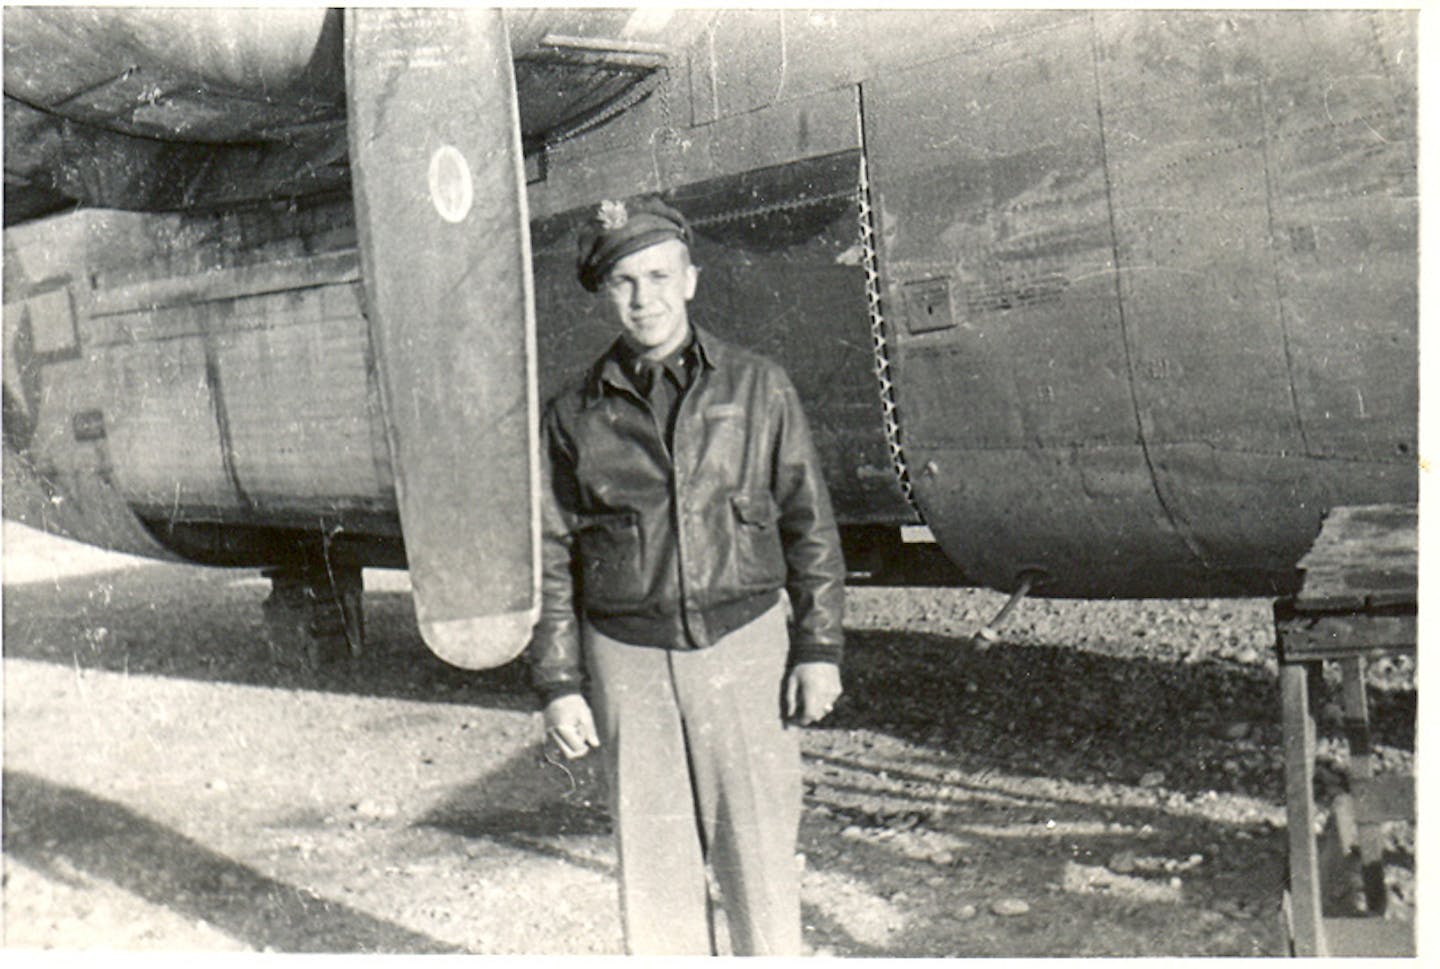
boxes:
[785,661,842,725]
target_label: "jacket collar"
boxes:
[586,324,720,405]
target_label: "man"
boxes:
[527,196,845,955]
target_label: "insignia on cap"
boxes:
[597,199,628,230]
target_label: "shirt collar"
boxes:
[592,325,715,401]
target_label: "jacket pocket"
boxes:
[576,512,644,606]
[729,491,786,589]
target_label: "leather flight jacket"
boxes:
[528,325,845,701]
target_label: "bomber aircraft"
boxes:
[2,7,1418,669]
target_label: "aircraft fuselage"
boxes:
[3,8,1417,600]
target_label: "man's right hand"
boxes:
[544,694,600,759]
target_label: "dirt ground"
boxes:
[1,521,1416,956]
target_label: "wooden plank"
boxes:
[1330,793,1359,855]
[346,8,540,669]
[1275,613,1415,661]
[1282,662,1326,956]
[1293,504,1416,612]
[1340,657,1374,770]
[1339,657,1388,915]
[1322,916,1414,957]
[1354,776,1415,824]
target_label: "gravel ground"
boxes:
[1,522,1416,955]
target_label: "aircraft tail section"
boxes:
[345,9,540,669]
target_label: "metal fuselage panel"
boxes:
[862,10,1417,596]
[1,8,1419,598]
[2,202,394,552]
[2,159,909,559]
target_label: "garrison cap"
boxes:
[576,196,693,292]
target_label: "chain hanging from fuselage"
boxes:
[857,153,916,508]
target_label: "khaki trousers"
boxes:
[584,600,802,956]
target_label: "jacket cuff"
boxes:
[790,638,843,667]
[534,680,585,706]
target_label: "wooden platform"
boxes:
[1273,504,1416,958]
[1291,504,1417,613]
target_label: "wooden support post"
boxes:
[1281,660,1325,957]
[1339,657,1387,914]
[1274,504,1415,958]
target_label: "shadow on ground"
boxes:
[5,553,1413,955]
[3,563,532,708]
[3,561,1413,780]
[833,628,1413,805]
[2,770,459,953]
[408,620,1419,956]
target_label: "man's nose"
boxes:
[631,280,653,307]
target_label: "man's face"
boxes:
[599,238,699,359]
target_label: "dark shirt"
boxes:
[615,332,694,451]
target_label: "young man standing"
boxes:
[527,196,845,955]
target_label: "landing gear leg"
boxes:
[261,563,364,668]
[971,571,1041,649]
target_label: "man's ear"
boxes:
[684,263,700,300]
